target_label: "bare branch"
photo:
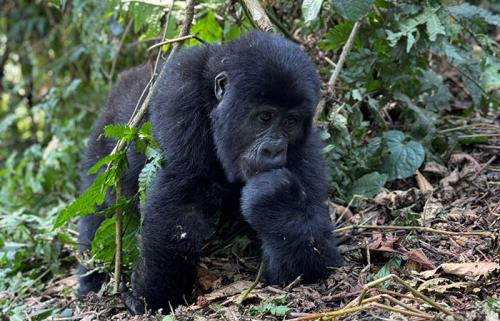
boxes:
[240,0,273,32]
[327,21,361,95]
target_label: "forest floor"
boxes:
[16,113,499,321]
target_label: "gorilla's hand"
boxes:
[241,168,342,285]
[241,168,306,227]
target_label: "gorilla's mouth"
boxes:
[240,154,285,180]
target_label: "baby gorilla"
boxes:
[78,31,342,314]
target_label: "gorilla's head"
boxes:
[208,32,321,182]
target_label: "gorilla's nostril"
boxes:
[262,146,285,159]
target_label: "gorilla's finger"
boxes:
[121,285,145,315]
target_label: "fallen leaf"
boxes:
[199,280,255,303]
[329,201,353,221]
[421,196,443,226]
[418,277,468,293]
[404,248,436,270]
[423,161,449,177]
[374,188,420,210]
[197,265,220,291]
[449,152,480,166]
[42,275,78,297]
[420,262,500,279]
[415,170,433,193]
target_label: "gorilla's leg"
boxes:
[124,171,208,314]
[77,214,106,295]
[241,168,342,285]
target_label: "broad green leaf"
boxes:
[348,172,387,198]
[188,12,222,46]
[54,171,110,228]
[104,124,137,142]
[331,0,374,21]
[381,131,425,180]
[320,22,361,51]
[92,211,140,267]
[302,0,323,22]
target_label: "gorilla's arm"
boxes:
[241,134,342,284]
[125,170,208,314]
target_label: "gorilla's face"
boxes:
[237,105,306,178]
[210,72,313,182]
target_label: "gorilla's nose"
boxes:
[259,141,286,169]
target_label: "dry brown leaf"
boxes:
[199,280,255,303]
[420,262,500,279]
[42,275,78,297]
[423,161,449,177]
[374,188,420,210]
[196,265,221,291]
[329,201,353,221]
[416,170,433,193]
[404,248,436,270]
[418,277,468,293]
[421,196,443,227]
[449,152,480,166]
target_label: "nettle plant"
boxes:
[305,0,499,204]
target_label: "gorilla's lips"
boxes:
[240,152,287,179]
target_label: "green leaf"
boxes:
[87,152,126,175]
[92,210,140,267]
[381,131,425,180]
[104,124,137,142]
[348,172,387,198]
[447,3,500,26]
[320,22,361,51]
[138,154,162,203]
[331,0,374,21]
[302,0,323,22]
[54,171,110,228]
[188,12,222,46]
[386,7,442,52]
[425,12,446,41]
[371,257,402,281]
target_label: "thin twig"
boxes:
[109,20,133,89]
[147,34,206,51]
[237,263,263,304]
[113,182,123,293]
[334,224,497,239]
[348,274,453,316]
[327,21,361,95]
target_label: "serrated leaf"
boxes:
[425,13,446,41]
[54,171,110,228]
[88,152,126,175]
[104,124,137,142]
[320,22,360,51]
[331,0,374,21]
[302,0,323,22]
[381,131,425,180]
[92,211,140,267]
[349,172,388,198]
[386,7,441,52]
[447,3,500,26]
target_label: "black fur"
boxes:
[78,32,342,314]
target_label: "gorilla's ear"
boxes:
[214,72,228,100]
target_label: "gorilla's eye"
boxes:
[285,116,298,128]
[258,111,273,123]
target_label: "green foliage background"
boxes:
[0,0,498,319]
